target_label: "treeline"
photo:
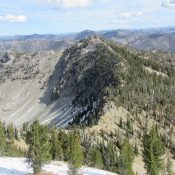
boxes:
[55,37,175,129]
[0,120,174,175]
[0,121,24,157]
[19,121,173,175]
[52,37,119,126]
[107,40,175,126]
[24,120,135,175]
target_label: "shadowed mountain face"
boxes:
[1,27,175,54]
[1,35,174,129]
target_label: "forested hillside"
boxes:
[52,36,175,127]
[49,36,175,174]
[0,36,175,175]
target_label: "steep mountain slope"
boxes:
[0,36,119,127]
[46,36,175,174]
[0,50,76,126]
[51,36,175,124]
[48,36,119,127]
[1,36,175,131]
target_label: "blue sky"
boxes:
[0,0,175,36]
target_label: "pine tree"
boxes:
[143,125,165,175]
[134,141,139,156]
[101,141,116,171]
[0,121,6,156]
[107,142,116,169]
[7,123,14,142]
[118,139,135,175]
[166,158,173,175]
[58,130,70,161]
[82,133,92,165]
[68,132,84,175]
[119,117,123,128]
[50,129,64,160]
[15,127,19,140]
[93,148,103,169]
[26,120,51,174]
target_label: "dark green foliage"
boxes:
[7,123,14,142]
[58,130,70,161]
[110,42,175,125]
[5,142,24,157]
[0,120,25,157]
[119,117,123,128]
[14,128,19,140]
[26,120,51,174]
[102,142,117,172]
[92,147,103,169]
[53,38,119,126]
[134,143,139,156]
[0,121,6,155]
[21,122,29,139]
[53,37,175,131]
[82,134,92,165]
[68,132,84,175]
[69,132,84,172]
[166,158,173,175]
[143,125,165,175]
[50,129,64,160]
[118,139,135,175]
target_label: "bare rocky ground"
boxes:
[0,50,75,127]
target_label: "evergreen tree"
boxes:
[143,125,165,175]
[26,120,51,174]
[0,121,6,156]
[93,148,103,169]
[7,123,14,142]
[68,132,84,175]
[82,134,92,165]
[58,130,70,161]
[166,158,173,175]
[134,143,139,156]
[14,128,19,140]
[102,141,116,171]
[118,139,135,175]
[21,122,29,139]
[50,129,64,160]
[107,142,116,169]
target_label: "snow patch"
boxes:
[0,157,117,175]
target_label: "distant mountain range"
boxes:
[0,27,175,53]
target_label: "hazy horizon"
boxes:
[0,25,175,37]
[0,0,175,36]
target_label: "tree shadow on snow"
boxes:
[0,167,27,175]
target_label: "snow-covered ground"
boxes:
[0,157,117,175]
